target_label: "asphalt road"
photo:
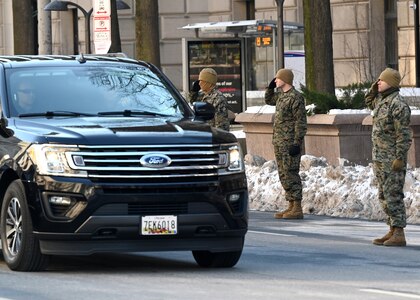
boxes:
[1,211,420,300]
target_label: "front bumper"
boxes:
[26,173,248,255]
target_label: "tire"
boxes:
[0,180,49,271]
[192,241,244,268]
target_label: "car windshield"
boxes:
[6,65,186,118]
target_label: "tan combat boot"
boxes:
[274,201,294,219]
[383,227,406,247]
[372,227,394,245]
[282,201,304,219]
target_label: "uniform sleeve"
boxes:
[292,94,307,144]
[392,101,412,159]
[265,88,277,106]
[188,91,199,104]
[214,95,230,131]
[364,88,377,110]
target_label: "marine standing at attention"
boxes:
[365,67,412,247]
[265,69,307,219]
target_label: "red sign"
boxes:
[93,0,110,16]
[92,0,111,54]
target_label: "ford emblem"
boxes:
[140,154,171,168]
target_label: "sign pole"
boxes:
[275,0,285,70]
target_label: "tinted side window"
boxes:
[6,65,186,117]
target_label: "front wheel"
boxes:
[192,246,243,268]
[0,180,49,271]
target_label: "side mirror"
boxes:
[0,116,14,138]
[193,102,215,121]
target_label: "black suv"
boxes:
[0,55,248,271]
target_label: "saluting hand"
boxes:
[268,78,276,90]
[191,80,200,92]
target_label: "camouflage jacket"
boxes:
[188,87,230,131]
[365,88,412,162]
[265,87,307,149]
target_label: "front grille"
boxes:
[101,182,218,194]
[228,200,243,215]
[67,144,229,179]
[93,202,218,216]
[50,204,69,216]
[129,202,188,215]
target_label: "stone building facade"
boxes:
[0,0,417,89]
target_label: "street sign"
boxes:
[93,0,111,16]
[92,0,111,54]
[93,15,111,54]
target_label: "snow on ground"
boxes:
[245,154,420,224]
[237,106,420,223]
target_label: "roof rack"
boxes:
[0,53,138,64]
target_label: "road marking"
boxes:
[248,230,295,237]
[361,288,420,299]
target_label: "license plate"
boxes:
[141,215,177,235]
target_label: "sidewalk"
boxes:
[248,210,420,248]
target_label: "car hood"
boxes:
[9,116,236,145]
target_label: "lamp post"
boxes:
[413,0,420,87]
[275,0,285,70]
[44,0,130,54]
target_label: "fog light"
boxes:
[49,196,72,206]
[229,193,240,202]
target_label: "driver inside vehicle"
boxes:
[13,80,36,114]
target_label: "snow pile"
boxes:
[245,154,420,224]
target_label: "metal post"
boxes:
[275,0,285,69]
[414,0,420,87]
[45,0,129,54]
[272,28,277,75]
[70,4,92,54]
[85,9,93,54]
[59,2,91,53]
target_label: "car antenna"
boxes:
[77,53,87,64]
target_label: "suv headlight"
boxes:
[28,144,87,177]
[219,143,244,175]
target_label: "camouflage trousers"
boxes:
[274,145,303,202]
[373,161,407,228]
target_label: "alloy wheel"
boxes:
[5,197,22,256]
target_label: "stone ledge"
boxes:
[308,113,369,125]
[236,112,420,167]
[235,112,274,124]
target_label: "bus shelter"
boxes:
[180,20,304,113]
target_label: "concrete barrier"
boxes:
[236,112,420,167]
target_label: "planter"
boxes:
[305,113,371,166]
[236,111,420,167]
[235,112,276,161]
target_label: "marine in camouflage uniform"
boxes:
[365,67,412,247]
[265,69,307,219]
[188,68,230,131]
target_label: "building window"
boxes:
[385,0,398,69]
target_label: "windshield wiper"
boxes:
[97,110,170,117]
[19,111,96,118]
